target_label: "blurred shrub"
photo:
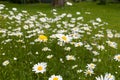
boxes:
[0,0,40,4]
[41,0,52,3]
[0,0,53,4]
[10,0,40,4]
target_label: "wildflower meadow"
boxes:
[0,2,120,80]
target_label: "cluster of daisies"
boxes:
[32,62,63,80]
[0,3,120,80]
[32,61,116,80]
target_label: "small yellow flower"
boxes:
[38,35,48,42]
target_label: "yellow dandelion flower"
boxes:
[38,35,48,42]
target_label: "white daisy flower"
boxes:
[67,14,72,17]
[2,60,10,66]
[92,51,100,56]
[0,4,5,10]
[114,54,120,62]
[77,17,83,21]
[12,8,17,11]
[74,42,83,47]
[42,47,51,51]
[96,73,115,80]
[84,44,93,51]
[72,65,78,69]
[22,10,27,13]
[95,34,104,38]
[60,58,64,63]
[39,17,47,22]
[32,62,47,74]
[77,69,83,73]
[57,41,64,46]
[114,33,120,38]
[64,47,71,51]
[107,33,114,38]
[84,69,94,76]
[13,57,17,60]
[106,41,117,49]
[86,63,96,70]
[97,45,105,51]
[76,12,81,15]
[58,34,72,43]
[47,55,53,59]
[85,12,91,14]
[104,73,115,80]
[96,18,102,22]
[23,25,29,30]
[66,55,76,61]
[49,75,63,80]
[70,33,81,39]
[92,58,98,62]
[66,2,72,6]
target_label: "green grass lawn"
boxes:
[0,1,120,80]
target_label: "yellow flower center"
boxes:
[69,56,73,59]
[39,35,48,41]
[53,77,59,80]
[108,75,113,78]
[37,66,43,71]
[118,56,120,60]
[87,71,91,74]
[77,44,80,46]
[62,36,67,41]
[91,64,94,68]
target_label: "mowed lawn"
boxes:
[0,1,120,80]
